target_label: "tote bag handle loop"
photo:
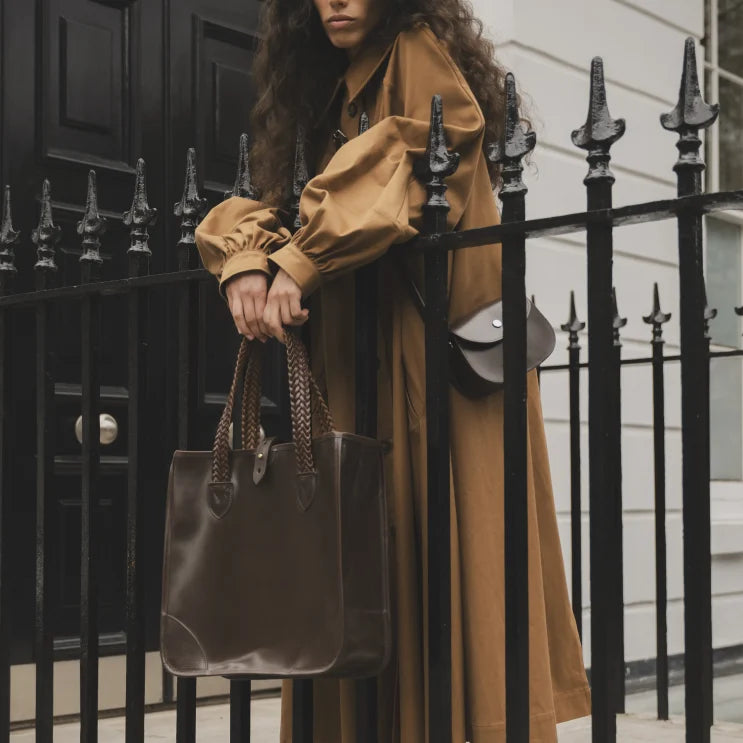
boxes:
[211,330,334,485]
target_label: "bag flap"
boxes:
[450,298,533,345]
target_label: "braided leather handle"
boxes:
[212,337,251,483]
[241,342,264,450]
[211,332,334,484]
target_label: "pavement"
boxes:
[10,676,743,742]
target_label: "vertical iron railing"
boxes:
[610,286,627,713]
[355,111,380,743]
[123,158,157,742]
[32,180,61,743]
[572,56,625,743]
[173,149,207,743]
[0,185,18,743]
[489,72,537,742]
[223,137,256,743]
[661,38,718,743]
[643,282,671,720]
[415,94,458,743]
[561,291,585,640]
[79,170,106,743]
[289,126,315,743]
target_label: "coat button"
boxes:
[347,101,358,118]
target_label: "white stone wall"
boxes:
[469,0,743,667]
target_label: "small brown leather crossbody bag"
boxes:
[160,330,391,679]
[399,260,557,398]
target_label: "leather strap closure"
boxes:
[253,436,277,486]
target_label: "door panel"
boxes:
[1,0,283,665]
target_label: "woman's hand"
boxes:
[263,268,309,341]
[224,271,270,342]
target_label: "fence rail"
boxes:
[0,34,739,743]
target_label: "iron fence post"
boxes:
[0,185,18,743]
[642,282,672,721]
[223,135,257,743]
[571,57,626,743]
[173,149,207,743]
[354,111,380,743]
[660,38,719,743]
[561,291,586,641]
[78,170,106,743]
[412,94,459,743]
[610,287,627,712]
[489,72,537,742]
[32,179,61,743]
[289,125,314,743]
[123,158,157,743]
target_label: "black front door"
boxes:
[0,0,277,664]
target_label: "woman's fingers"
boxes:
[263,269,309,337]
[225,271,270,341]
[263,295,284,339]
[244,297,264,341]
[288,294,310,325]
[230,296,253,339]
[254,293,269,339]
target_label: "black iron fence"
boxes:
[0,34,741,743]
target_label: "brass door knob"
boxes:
[75,413,119,446]
[227,423,265,450]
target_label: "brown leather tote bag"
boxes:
[160,330,391,679]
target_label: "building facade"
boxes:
[472,0,743,675]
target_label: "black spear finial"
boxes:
[174,148,208,269]
[77,170,107,283]
[642,282,672,343]
[611,287,628,347]
[32,179,61,289]
[123,158,157,276]
[415,94,461,184]
[488,72,537,180]
[702,279,717,340]
[571,57,626,183]
[413,94,461,231]
[488,73,536,196]
[225,133,259,201]
[561,290,586,351]
[358,112,370,136]
[0,186,20,295]
[290,125,310,232]
[661,38,719,176]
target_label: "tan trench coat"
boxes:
[194,22,591,743]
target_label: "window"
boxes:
[704,0,743,192]
[704,0,743,481]
[706,216,743,481]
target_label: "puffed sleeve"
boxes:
[267,26,486,297]
[194,196,293,301]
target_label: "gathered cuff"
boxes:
[218,250,272,302]
[268,243,322,298]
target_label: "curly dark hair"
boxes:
[249,0,519,206]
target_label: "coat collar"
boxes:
[344,35,395,103]
[317,35,396,124]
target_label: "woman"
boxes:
[194,0,591,740]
